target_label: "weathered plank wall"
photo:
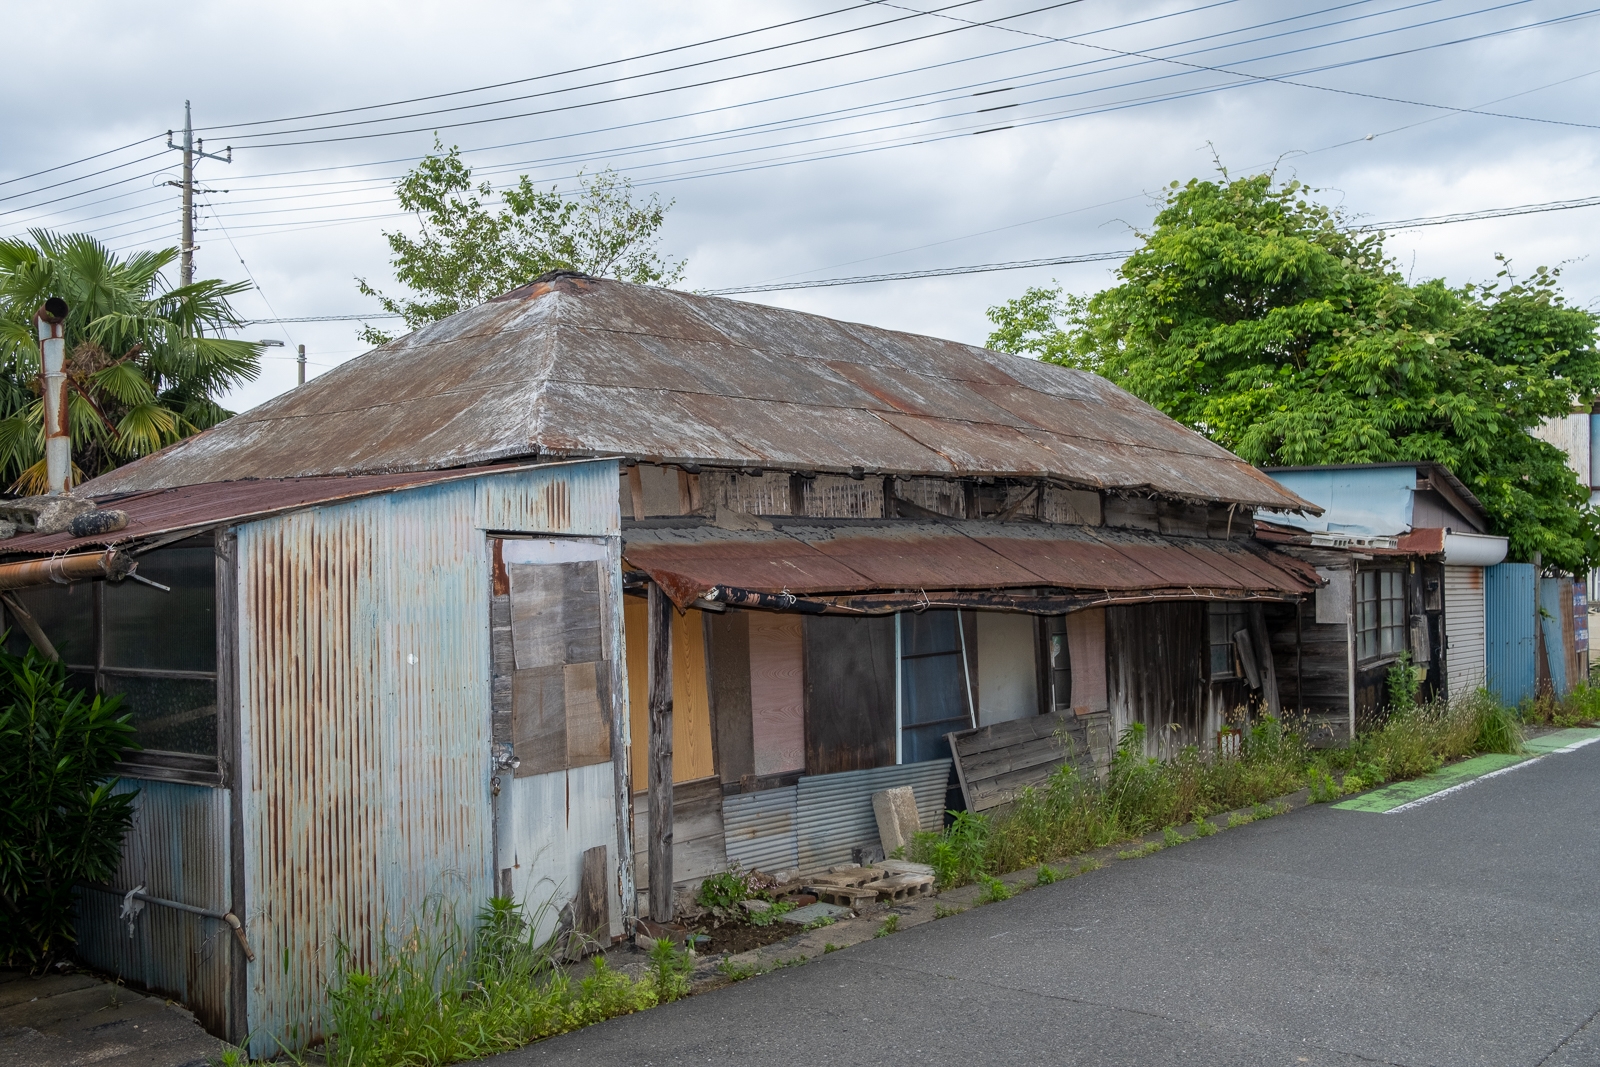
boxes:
[1106,602,1206,756]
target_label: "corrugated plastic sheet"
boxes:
[234,462,619,1056]
[794,761,952,872]
[622,518,1319,606]
[80,275,1312,513]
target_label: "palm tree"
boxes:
[0,230,262,493]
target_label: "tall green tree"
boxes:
[357,143,686,344]
[986,175,1600,573]
[0,231,262,493]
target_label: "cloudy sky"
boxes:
[3,0,1597,412]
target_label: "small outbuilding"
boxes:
[1255,462,1509,737]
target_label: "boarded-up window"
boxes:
[623,600,716,786]
[494,538,615,778]
[749,613,805,776]
[804,615,895,776]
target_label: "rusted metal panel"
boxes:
[75,779,233,1035]
[2,461,601,559]
[234,461,619,1056]
[77,276,1313,515]
[795,520,1039,590]
[623,519,1319,609]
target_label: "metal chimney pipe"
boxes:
[35,297,70,495]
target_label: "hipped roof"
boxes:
[84,273,1313,511]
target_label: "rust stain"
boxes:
[75,274,1315,515]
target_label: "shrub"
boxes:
[0,644,136,968]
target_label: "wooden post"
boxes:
[647,583,674,923]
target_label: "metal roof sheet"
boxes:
[622,517,1320,608]
[82,275,1314,512]
[0,463,550,557]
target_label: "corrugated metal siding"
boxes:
[477,462,620,537]
[509,762,620,944]
[1486,562,1537,706]
[722,786,799,874]
[75,779,232,1035]
[795,760,952,872]
[1444,566,1486,697]
[236,462,617,1056]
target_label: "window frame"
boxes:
[4,535,221,786]
[1207,602,1249,681]
[1355,567,1407,665]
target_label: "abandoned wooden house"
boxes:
[0,272,1321,1053]
[1255,462,1512,739]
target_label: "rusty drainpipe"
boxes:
[34,297,70,495]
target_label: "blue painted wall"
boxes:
[1262,466,1416,536]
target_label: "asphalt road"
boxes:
[488,743,1600,1067]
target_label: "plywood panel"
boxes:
[976,612,1038,726]
[706,611,754,784]
[1067,608,1107,713]
[749,613,805,776]
[625,599,715,785]
[803,614,895,775]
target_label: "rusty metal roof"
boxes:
[82,274,1312,512]
[623,517,1320,609]
[0,464,544,558]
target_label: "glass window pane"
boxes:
[901,610,960,657]
[103,546,216,672]
[103,673,217,755]
[7,584,96,667]
[902,723,953,764]
[902,654,967,728]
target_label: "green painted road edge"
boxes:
[1333,728,1600,814]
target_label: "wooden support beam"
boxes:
[646,582,675,923]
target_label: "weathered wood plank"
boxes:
[575,845,609,941]
[647,583,674,922]
[948,711,1102,813]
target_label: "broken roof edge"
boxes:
[0,457,615,559]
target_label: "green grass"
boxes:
[976,875,1012,903]
[322,898,663,1067]
[875,914,900,937]
[909,689,1527,890]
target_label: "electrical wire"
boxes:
[48,0,1564,237]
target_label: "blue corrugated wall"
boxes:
[1485,562,1536,705]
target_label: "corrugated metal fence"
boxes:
[75,779,233,1035]
[722,760,952,875]
[1485,562,1536,706]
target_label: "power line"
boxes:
[0,0,1555,232]
[72,0,1568,242]
[194,2,882,133]
[704,249,1134,293]
[235,189,1600,322]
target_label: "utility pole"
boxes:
[297,344,306,386]
[165,101,231,287]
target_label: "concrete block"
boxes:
[872,786,921,853]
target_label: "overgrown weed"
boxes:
[911,688,1526,889]
[324,897,656,1067]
